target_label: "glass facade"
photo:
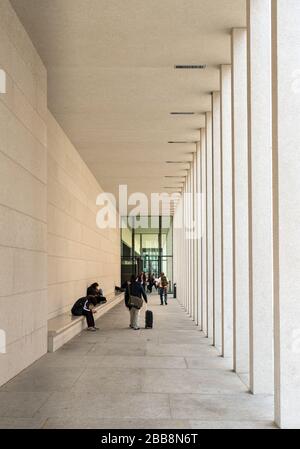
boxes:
[121,216,173,292]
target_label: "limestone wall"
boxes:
[0,0,48,386]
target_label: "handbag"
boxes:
[128,295,143,310]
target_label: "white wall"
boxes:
[0,0,48,386]
[0,0,120,386]
[47,112,120,319]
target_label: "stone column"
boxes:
[272,0,300,429]
[181,198,184,307]
[201,128,207,335]
[188,169,192,316]
[186,178,189,313]
[194,146,200,325]
[196,140,202,328]
[220,64,234,360]
[189,170,194,318]
[173,214,178,302]
[191,155,195,320]
[231,28,250,378]
[176,198,184,306]
[206,111,214,340]
[247,0,274,395]
[181,182,186,307]
[212,91,222,352]
[191,158,195,320]
[187,170,192,316]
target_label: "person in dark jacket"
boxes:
[142,272,147,291]
[86,283,107,305]
[125,275,147,330]
[71,295,99,331]
[147,273,155,293]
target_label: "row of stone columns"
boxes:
[173,0,300,429]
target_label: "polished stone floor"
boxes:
[0,295,275,429]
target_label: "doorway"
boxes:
[121,216,173,293]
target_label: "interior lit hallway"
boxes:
[0,295,274,429]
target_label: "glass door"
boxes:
[121,216,173,292]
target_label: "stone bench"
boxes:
[47,292,124,352]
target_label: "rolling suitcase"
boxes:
[145,309,153,329]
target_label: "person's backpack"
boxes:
[161,276,168,288]
[71,297,86,316]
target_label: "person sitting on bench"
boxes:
[86,283,107,305]
[71,295,99,332]
[115,280,129,293]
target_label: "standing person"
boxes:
[125,275,148,330]
[71,295,99,331]
[147,273,154,293]
[142,272,147,291]
[138,272,146,291]
[158,272,169,306]
[151,274,156,290]
[154,274,159,292]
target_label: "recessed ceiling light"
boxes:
[174,64,207,69]
[168,141,196,144]
[170,112,195,115]
[164,176,185,178]
[166,161,191,164]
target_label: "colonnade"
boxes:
[173,0,300,429]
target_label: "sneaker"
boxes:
[93,327,100,331]
[133,327,140,330]
[87,327,97,332]
[129,325,133,329]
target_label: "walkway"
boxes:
[0,296,275,429]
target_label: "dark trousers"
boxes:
[159,287,168,304]
[82,310,95,328]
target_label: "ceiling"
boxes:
[11,0,246,208]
